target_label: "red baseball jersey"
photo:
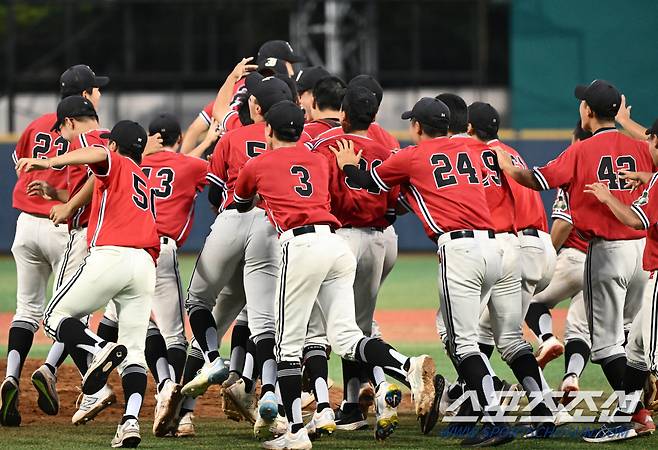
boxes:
[234,145,340,232]
[198,78,247,126]
[451,135,516,233]
[141,151,209,247]
[208,122,267,211]
[491,139,548,232]
[87,149,160,260]
[551,187,588,253]
[314,122,399,150]
[534,128,652,240]
[304,133,392,227]
[67,129,110,229]
[12,113,70,216]
[630,173,658,271]
[371,136,493,238]
[300,118,341,143]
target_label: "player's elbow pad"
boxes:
[208,183,223,208]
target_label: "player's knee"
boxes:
[185,297,214,314]
[498,339,533,364]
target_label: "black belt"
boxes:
[521,228,540,237]
[291,225,335,237]
[342,225,385,232]
[448,230,496,240]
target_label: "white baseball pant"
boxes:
[43,246,155,372]
[584,238,646,363]
[626,272,658,372]
[517,229,556,316]
[10,213,69,331]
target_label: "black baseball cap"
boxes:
[275,73,299,101]
[148,113,182,142]
[257,40,304,64]
[257,57,290,77]
[51,95,98,131]
[646,118,658,136]
[265,100,305,140]
[60,64,109,97]
[342,86,379,126]
[348,74,383,106]
[467,102,500,135]
[295,66,331,93]
[401,97,450,128]
[245,73,293,113]
[100,120,147,153]
[574,79,621,118]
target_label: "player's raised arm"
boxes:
[615,95,651,141]
[492,146,542,190]
[211,57,257,124]
[584,182,644,229]
[180,116,210,154]
[17,145,107,172]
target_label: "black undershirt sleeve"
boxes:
[343,164,379,191]
[208,183,223,208]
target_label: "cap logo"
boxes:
[265,58,277,67]
[138,138,143,142]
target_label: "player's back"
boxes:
[209,121,267,210]
[308,133,391,227]
[496,140,548,232]
[300,119,341,143]
[142,151,209,246]
[400,137,493,236]
[245,146,340,232]
[12,113,70,216]
[368,122,400,150]
[87,151,159,255]
[558,129,651,240]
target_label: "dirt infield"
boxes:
[1,359,416,426]
[0,308,567,346]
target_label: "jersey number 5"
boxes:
[290,165,313,197]
[597,155,637,190]
[132,173,154,216]
[246,141,267,158]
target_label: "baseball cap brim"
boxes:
[574,85,588,100]
[401,110,414,120]
[286,53,305,63]
[94,75,110,88]
[245,73,264,93]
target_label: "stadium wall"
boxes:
[0,139,568,253]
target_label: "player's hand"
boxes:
[329,139,362,170]
[27,180,57,200]
[619,170,653,188]
[16,157,51,172]
[230,57,258,82]
[49,203,73,226]
[615,94,632,125]
[584,182,614,203]
[204,118,222,144]
[144,133,164,156]
[491,145,513,172]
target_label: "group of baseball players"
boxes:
[1,38,657,449]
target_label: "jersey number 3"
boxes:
[290,165,313,197]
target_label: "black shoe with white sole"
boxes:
[82,343,127,395]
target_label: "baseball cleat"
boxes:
[554,408,574,426]
[224,378,257,423]
[31,365,59,416]
[221,370,241,389]
[499,380,521,408]
[259,391,279,421]
[374,382,401,441]
[406,355,436,416]
[261,427,312,450]
[535,336,564,369]
[334,406,368,430]
[153,380,184,437]
[560,374,579,397]
[72,384,116,425]
[460,423,514,447]
[111,418,141,448]
[0,376,21,427]
[82,342,127,395]
[175,412,196,438]
[254,412,289,440]
[582,408,655,442]
[181,357,229,398]
[358,383,375,418]
[301,390,315,410]
[305,408,336,440]
[420,374,446,435]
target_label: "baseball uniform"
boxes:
[533,128,651,364]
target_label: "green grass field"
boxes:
[1,253,656,448]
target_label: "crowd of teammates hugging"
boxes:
[2,39,658,449]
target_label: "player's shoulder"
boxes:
[23,112,57,135]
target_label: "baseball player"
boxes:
[331,97,523,446]
[299,76,345,142]
[182,73,294,439]
[234,100,436,449]
[494,79,651,396]
[302,86,400,438]
[16,118,158,448]
[1,65,108,427]
[580,118,658,442]
[295,66,331,121]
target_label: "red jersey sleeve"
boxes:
[199,101,214,126]
[533,144,579,190]
[222,110,242,132]
[87,148,115,186]
[630,173,658,230]
[370,149,413,192]
[234,158,258,204]
[207,138,228,189]
[190,157,209,191]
